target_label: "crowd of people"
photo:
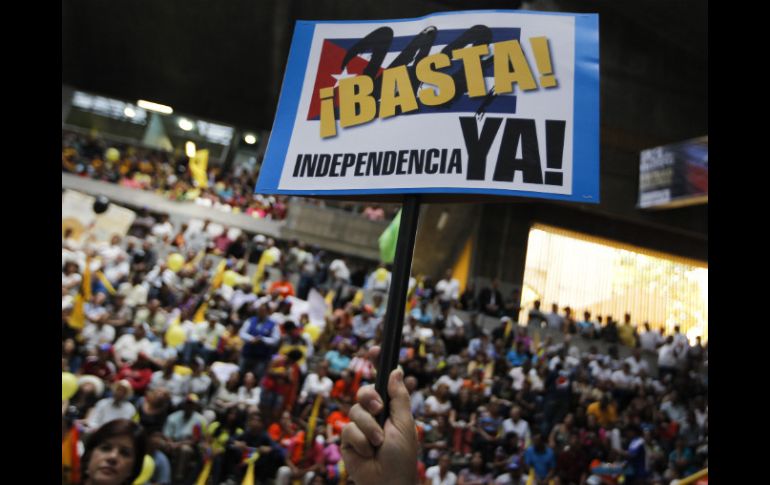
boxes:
[62,201,708,485]
[61,130,399,222]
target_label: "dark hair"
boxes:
[82,419,147,484]
[287,349,304,362]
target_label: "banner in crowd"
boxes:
[62,189,136,241]
[638,136,708,209]
[257,10,599,203]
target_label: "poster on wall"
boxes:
[257,10,600,203]
[638,136,708,209]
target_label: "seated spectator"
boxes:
[87,380,137,430]
[163,394,207,482]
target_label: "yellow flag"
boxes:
[304,394,323,457]
[351,290,364,307]
[67,293,86,330]
[189,149,209,188]
[194,458,212,485]
[67,256,92,330]
[211,260,227,290]
[193,302,208,323]
[83,256,92,301]
[241,451,260,485]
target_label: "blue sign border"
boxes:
[256,10,600,203]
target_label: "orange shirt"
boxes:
[587,401,618,428]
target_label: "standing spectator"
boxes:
[618,313,637,348]
[545,303,564,332]
[657,336,680,382]
[239,304,281,380]
[639,322,663,353]
[435,269,461,311]
[523,433,556,485]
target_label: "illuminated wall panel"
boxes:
[521,224,707,343]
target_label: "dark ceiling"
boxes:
[62,0,707,131]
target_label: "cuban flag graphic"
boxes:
[306,27,523,121]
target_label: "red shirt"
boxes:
[82,357,116,383]
[330,379,357,402]
[326,411,350,438]
[116,364,152,393]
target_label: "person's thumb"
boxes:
[387,368,414,434]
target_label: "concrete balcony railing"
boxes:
[62,172,387,260]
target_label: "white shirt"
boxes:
[231,290,257,312]
[122,284,148,308]
[113,334,154,365]
[673,333,690,362]
[300,373,334,401]
[502,418,531,443]
[89,398,136,429]
[82,323,116,351]
[425,466,457,485]
[433,375,464,395]
[435,278,460,302]
[104,260,130,283]
[590,363,612,383]
[494,472,528,485]
[545,312,564,330]
[211,362,240,385]
[195,323,227,350]
[410,390,425,416]
[509,367,526,390]
[84,303,109,324]
[639,330,663,352]
[62,272,82,289]
[424,396,452,416]
[151,222,175,239]
[237,386,261,407]
[442,314,465,338]
[624,356,650,376]
[149,342,178,364]
[188,374,212,400]
[181,320,200,343]
[528,369,544,392]
[150,371,189,406]
[610,370,636,390]
[352,314,381,340]
[329,259,350,282]
[658,343,679,367]
[99,245,127,266]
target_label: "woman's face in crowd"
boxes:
[86,435,135,485]
[244,372,256,388]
